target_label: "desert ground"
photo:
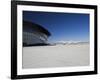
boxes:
[22,43,89,69]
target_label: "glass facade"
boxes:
[23,32,48,45]
[23,21,51,46]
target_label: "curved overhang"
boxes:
[23,20,51,37]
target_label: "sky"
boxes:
[23,11,90,43]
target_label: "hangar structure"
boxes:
[23,21,51,46]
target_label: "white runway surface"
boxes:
[22,43,89,69]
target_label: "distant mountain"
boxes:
[48,41,89,45]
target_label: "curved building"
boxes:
[23,21,51,46]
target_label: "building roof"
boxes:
[23,20,51,36]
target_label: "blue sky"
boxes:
[23,11,89,42]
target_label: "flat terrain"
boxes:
[22,43,89,69]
